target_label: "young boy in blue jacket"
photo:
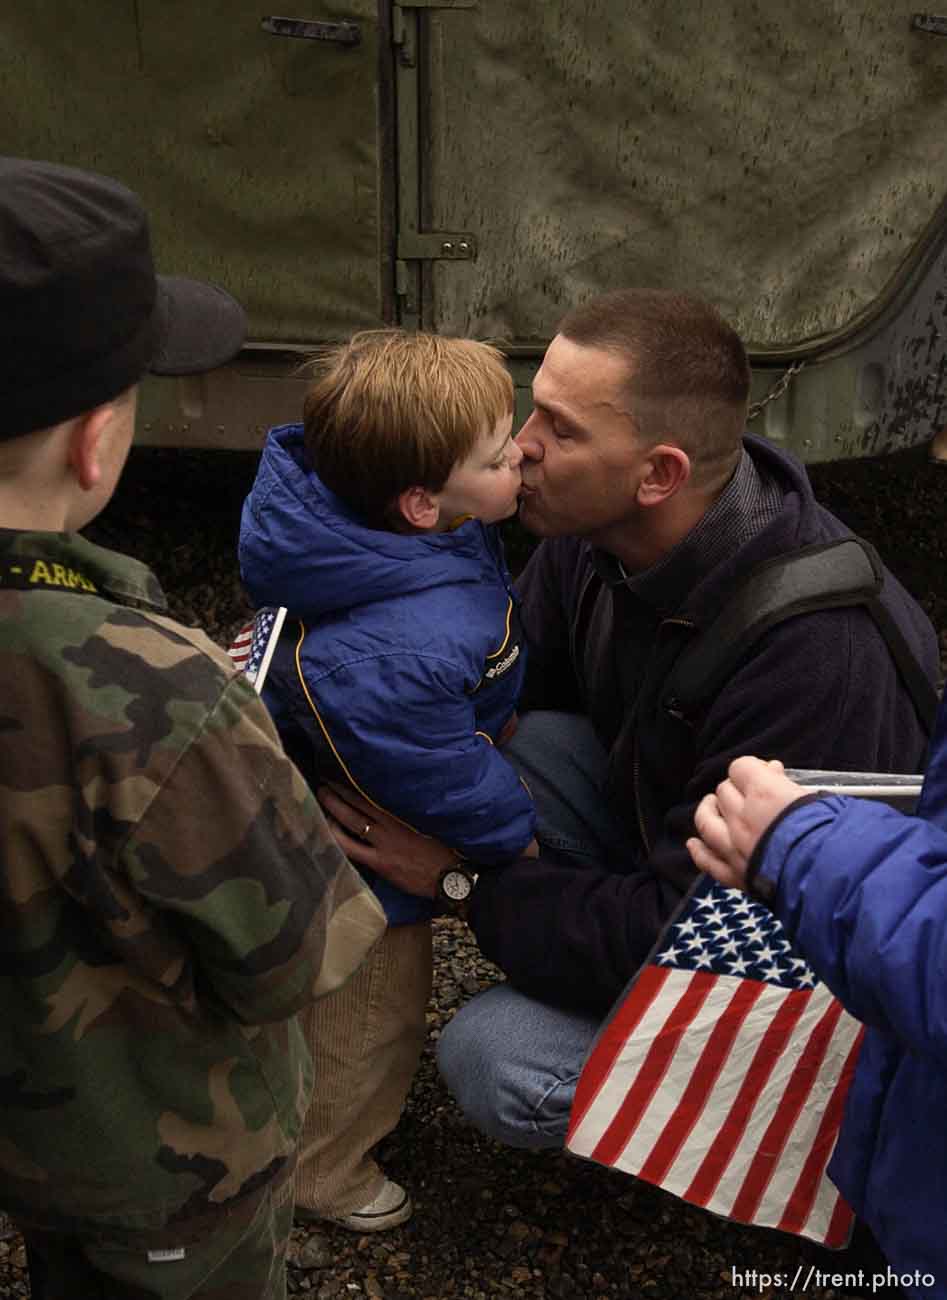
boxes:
[239,330,537,1232]
[688,746,947,1299]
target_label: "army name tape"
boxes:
[0,557,98,593]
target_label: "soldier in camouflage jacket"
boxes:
[0,158,385,1299]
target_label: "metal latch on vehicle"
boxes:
[261,15,361,46]
[392,0,478,325]
[393,0,477,270]
[911,13,947,35]
[397,234,477,261]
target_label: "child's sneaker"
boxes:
[329,1179,412,1232]
[295,1179,413,1232]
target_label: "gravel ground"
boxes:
[2,442,945,1300]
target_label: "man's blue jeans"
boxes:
[436,711,627,1149]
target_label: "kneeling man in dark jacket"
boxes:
[321,289,937,1161]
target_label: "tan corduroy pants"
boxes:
[294,920,433,1217]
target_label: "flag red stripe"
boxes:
[728,998,844,1223]
[568,965,673,1139]
[227,623,254,669]
[590,971,715,1166]
[683,990,810,1206]
[777,1027,865,1236]
[825,1188,857,1251]
[637,977,767,1185]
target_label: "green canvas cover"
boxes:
[3,1,945,452]
[424,0,947,353]
[0,1,386,345]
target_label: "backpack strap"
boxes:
[663,537,939,733]
[865,593,940,733]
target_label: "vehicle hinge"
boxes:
[391,4,409,58]
[396,233,477,261]
[395,260,414,297]
[392,0,475,64]
[911,12,947,35]
[394,260,419,329]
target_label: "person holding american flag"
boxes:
[689,754,947,1298]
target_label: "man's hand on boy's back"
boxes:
[687,757,806,891]
[318,783,453,897]
[317,782,539,897]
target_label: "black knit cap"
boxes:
[0,156,247,438]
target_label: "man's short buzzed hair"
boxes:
[303,329,513,526]
[558,289,750,489]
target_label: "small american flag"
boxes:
[226,606,288,693]
[566,875,864,1248]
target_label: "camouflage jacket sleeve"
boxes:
[122,659,387,1025]
[1,592,385,1033]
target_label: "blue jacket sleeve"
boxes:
[301,650,536,864]
[759,794,947,1066]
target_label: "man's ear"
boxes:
[636,444,691,507]
[66,403,116,491]
[396,485,441,531]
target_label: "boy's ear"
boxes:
[66,404,115,491]
[397,485,440,531]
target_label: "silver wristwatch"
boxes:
[436,864,478,909]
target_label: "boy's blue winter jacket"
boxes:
[753,705,947,1298]
[239,423,535,924]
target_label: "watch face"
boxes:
[440,868,473,901]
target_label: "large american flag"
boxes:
[226,606,287,692]
[566,875,864,1248]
